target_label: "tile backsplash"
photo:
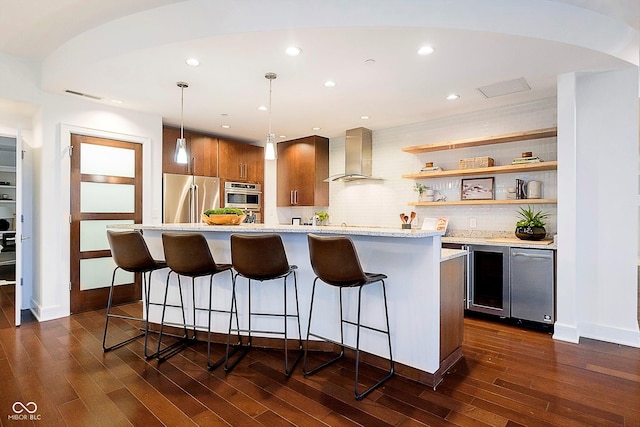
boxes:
[325,97,558,234]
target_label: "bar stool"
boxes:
[159,232,239,369]
[103,230,167,358]
[225,233,302,377]
[304,233,394,400]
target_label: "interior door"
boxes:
[14,130,32,326]
[69,134,142,313]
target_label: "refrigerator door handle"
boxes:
[192,183,199,222]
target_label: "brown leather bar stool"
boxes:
[159,232,239,369]
[225,233,302,377]
[304,233,394,400]
[103,230,167,358]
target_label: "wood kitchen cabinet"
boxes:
[218,138,264,183]
[277,135,329,207]
[162,127,218,177]
[188,132,218,177]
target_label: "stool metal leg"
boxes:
[156,272,195,362]
[103,267,146,352]
[354,280,394,400]
[303,279,345,376]
[224,273,250,372]
[208,269,242,370]
[283,271,303,377]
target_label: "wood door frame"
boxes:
[69,134,143,313]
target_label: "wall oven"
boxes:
[223,181,261,210]
[467,245,510,317]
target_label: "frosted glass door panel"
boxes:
[81,182,134,213]
[81,143,135,177]
[80,257,133,290]
[80,220,134,252]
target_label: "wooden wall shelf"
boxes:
[402,127,557,154]
[408,199,557,207]
[402,161,557,179]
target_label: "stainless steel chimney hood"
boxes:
[325,127,381,182]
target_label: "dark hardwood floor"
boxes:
[1,284,639,426]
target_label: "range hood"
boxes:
[325,127,381,182]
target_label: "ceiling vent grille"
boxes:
[64,89,103,100]
[477,77,530,98]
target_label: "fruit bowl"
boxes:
[201,213,246,225]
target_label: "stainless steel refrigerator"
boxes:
[163,173,220,223]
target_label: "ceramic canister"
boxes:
[527,180,542,199]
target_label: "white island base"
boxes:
[114,223,464,389]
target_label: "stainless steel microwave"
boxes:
[223,181,261,210]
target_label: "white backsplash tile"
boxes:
[325,97,558,234]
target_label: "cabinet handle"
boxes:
[512,251,553,260]
[294,190,298,205]
[290,190,294,205]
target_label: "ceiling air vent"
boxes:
[64,89,103,100]
[477,77,530,98]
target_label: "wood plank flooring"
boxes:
[0,285,639,426]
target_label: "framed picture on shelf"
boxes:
[461,177,494,200]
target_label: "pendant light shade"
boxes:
[175,81,189,164]
[264,72,277,160]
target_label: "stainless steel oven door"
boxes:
[224,189,261,210]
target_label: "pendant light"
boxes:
[174,81,189,164]
[264,72,277,160]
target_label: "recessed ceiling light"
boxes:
[285,46,302,56]
[312,127,321,131]
[364,59,376,64]
[418,46,435,56]
[360,115,370,120]
[258,105,268,111]
[185,58,200,67]
[110,99,123,104]
[446,94,460,101]
[324,80,336,88]
[279,135,286,139]
[221,125,230,129]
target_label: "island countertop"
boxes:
[111,222,445,239]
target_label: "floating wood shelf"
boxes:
[402,127,557,154]
[402,161,557,179]
[408,199,557,207]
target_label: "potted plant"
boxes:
[315,211,329,225]
[515,205,549,240]
[414,183,427,200]
[202,207,246,225]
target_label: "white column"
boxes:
[555,68,640,347]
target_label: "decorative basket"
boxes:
[201,213,246,225]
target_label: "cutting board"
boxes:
[486,237,553,245]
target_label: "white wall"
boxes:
[31,93,163,321]
[324,97,558,233]
[555,68,640,347]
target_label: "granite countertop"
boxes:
[441,248,467,262]
[111,223,445,239]
[442,230,557,250]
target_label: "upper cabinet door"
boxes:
[218,138,263,182]
[188,132,218,177]
[243,144,264,183]
[218,138,245,181]
[162,127,190,175]
[277,136,328,207]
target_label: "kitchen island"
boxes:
[112,223,463,388]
